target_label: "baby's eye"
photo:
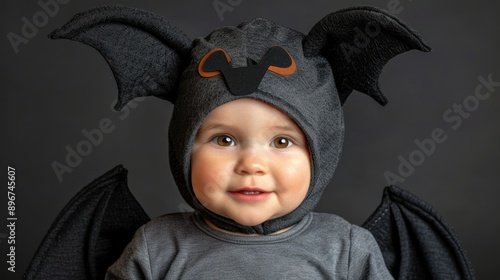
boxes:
[271,137,293,149]
[211,135,236,146]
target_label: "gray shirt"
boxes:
[106,212,393,279]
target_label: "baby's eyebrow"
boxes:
[198,121,301,134]
[269,124,301,133]
[198,122,234,132]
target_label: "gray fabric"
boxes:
[106,212,393,279]
[169,17,344,235]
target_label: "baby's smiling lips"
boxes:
[228,187,271,202]
[230,187,268,194]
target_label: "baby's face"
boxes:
[191,98,311,227]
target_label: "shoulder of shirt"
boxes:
[308,212,373,238]
[309,212,352,227]
[139,212,196,236]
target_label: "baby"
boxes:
[106,95,393,278]
[47,4,431,279]
[106,97,395,278]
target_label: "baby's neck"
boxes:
[204,219,295,236]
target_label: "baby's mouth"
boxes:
[229,188,271,201]
[238,190,263,195]
[230,187,269,194]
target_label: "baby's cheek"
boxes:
[282,156,310,180]
[279,156,311,199]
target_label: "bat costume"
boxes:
[24,5,475,280]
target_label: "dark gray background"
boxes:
[1,0,499,279]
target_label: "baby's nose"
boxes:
[234,148,268,176]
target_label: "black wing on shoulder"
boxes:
[23,165,150,280]
[362,186,475,280]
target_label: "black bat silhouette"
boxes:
[199,46,296,96]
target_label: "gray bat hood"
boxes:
[50,5,429,234]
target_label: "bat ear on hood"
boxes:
[49,5,192,110]
[303,6,431,106]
